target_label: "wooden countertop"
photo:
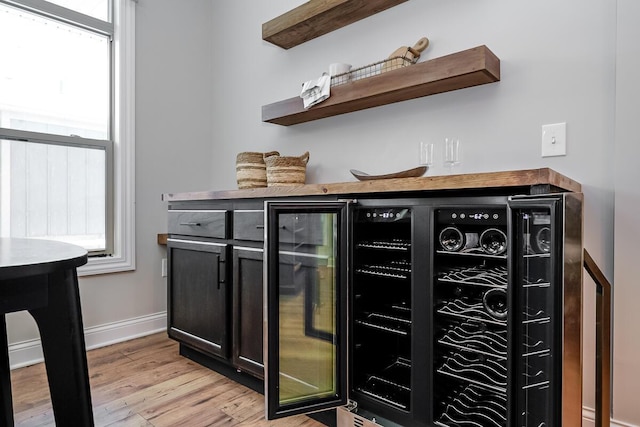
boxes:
[162,168,581,202]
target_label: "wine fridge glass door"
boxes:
[264,201,349,420]
[509,196,566,427]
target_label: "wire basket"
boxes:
[330,55,418,87]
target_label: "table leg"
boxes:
[0,314,14,426]
[29,269,94,427]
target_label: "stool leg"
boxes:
[0,314,14,426]
[29,270,94,427]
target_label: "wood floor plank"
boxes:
[103,413,154,427]
[92,373,218,425]
[96,373,232,425]
[10,333,326,427]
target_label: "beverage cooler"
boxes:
[264,193,583,427]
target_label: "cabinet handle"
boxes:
[180,222,201,226]
[256,225,264,229]
[218,263,225,290]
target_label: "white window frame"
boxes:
[81,0,135,275]
[0,0,136,276]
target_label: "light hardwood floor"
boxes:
[10,333,325,427]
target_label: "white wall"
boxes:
[79,0,215,329]
[209,1,616,290]
[211,0,618,422]
[614,0,640,425]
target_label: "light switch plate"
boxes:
[541,122,567,157]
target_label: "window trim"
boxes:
[0,0,136,275]
[1,0,114,34]
[80,0,135,275]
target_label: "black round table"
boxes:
[0,238,94,426]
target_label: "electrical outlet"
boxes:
[541,122,567,157]
[161,258,167,277]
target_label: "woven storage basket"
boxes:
[264,152,309,187]
[236,151,279,189]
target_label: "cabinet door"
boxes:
[167,238,229,359]
[232,246,264,378]
[265,201,349,420]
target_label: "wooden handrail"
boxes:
[157,233,168,246]
[583,248,612,427]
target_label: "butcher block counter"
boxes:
[162,168,581,202]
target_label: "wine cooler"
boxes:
[264,193,583,427]
[433,206,510,427]
[350,205,418,426]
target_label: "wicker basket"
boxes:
[264,152,309,187]
[236,151,279,189]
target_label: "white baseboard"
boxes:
[583,407,639,427]
[8,311,167,370]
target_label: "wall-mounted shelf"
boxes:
[262,0,409,49]
[261,45,500,126]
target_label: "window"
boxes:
[0,0,135,274]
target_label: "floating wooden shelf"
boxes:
[262,45,500,126]
[262,0,409,49]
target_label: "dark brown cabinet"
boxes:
[167,238,229,359]
[167,206,266,379]
[232,247,265,378]
[163,169,585,427]
[231,209,266,378]
[166,205,328,381]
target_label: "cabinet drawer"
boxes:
[168,210,228,238]
[233,210,264,242]
[234,210,324,245]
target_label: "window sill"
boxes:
[79,252,135,276]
